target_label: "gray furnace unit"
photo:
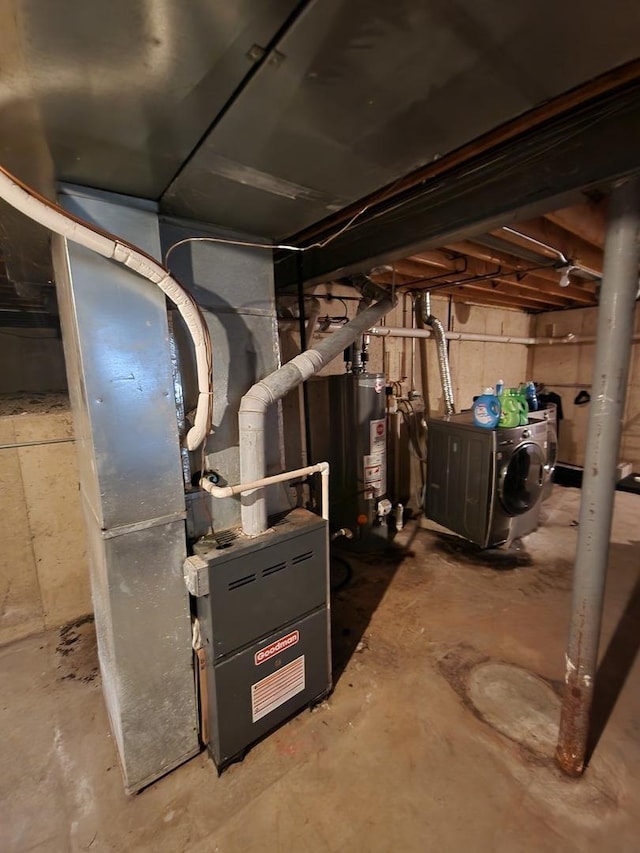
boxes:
[185,509,331,769]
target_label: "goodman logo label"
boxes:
[255,630,299,666]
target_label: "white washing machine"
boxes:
[426,412,547,548]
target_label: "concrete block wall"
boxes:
[529,304,640,469]
[0,405,90,645]
[280,288,532,417]
[447,300,532,412]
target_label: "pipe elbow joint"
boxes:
[239,384,273,415]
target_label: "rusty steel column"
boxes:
[555,175,640,776]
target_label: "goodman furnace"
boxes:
[184,508,331,769]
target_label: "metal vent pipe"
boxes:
[421,292,455,415]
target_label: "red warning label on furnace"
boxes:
[254,630,299,665]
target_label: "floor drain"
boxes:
[467,661,560,754]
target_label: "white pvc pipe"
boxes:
[0,165,212,451]
[240,292,396,536]
[366,326,640,347]
[201,462,330,522]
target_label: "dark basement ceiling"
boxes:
[1,0,640,323]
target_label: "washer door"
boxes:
[499,443,545,515]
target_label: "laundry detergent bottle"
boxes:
[514,387,529,425]
[498,389,521,428]
[473,388,501,428]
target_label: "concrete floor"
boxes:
[2,486,640,852]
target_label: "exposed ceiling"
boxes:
[1,0,640,325]
[363,194,607,312]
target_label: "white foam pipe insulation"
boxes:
[0,165,213,451]
[209,283,396,537]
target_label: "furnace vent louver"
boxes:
[292,550,313,565]
[262,561,287,577]
[228,573,257,591]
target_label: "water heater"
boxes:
[308,373,389,539]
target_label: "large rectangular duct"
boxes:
[52,186,199,793]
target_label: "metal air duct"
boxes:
[421,293,455,416]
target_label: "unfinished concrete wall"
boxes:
[529,304,640,468]
[0,329,67,393]
[446,300,533,412]
[280,289,532,415]
[0,401,90,645]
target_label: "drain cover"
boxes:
[467,661,560,753]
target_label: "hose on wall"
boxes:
[0,165,213,450]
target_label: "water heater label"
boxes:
[254,630,299,666]
[364,453,387,495]
[370,419,386,453]
[251,655,306,723]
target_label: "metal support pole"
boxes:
[555,176,640,776]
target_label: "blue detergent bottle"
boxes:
[524,380,539,411]
[473,387,501,428]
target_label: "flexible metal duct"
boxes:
[421,292,455,415]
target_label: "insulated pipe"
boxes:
[422,293,455,415]
[555,176,640,777]
[202,461,330,522]
[239,292,396,536]
[365,326,640,347]
[0,165,213,451]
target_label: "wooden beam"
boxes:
[409,248,466,271]
[545,199,607,249]
[446,240,562,285]
[446,288,543,312]
[403,248,596,306]
[444,241,597,304]
[433,278,572,309]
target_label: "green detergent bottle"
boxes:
[499,389,521,428]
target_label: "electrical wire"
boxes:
[165,98,610,274]
[164,197,379,266]
[163,174,411,266]
[337,297,349,320]
[330,553,353,592]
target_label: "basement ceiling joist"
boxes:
[360,194,611,313]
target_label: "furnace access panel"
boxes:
[191,509,331,768]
